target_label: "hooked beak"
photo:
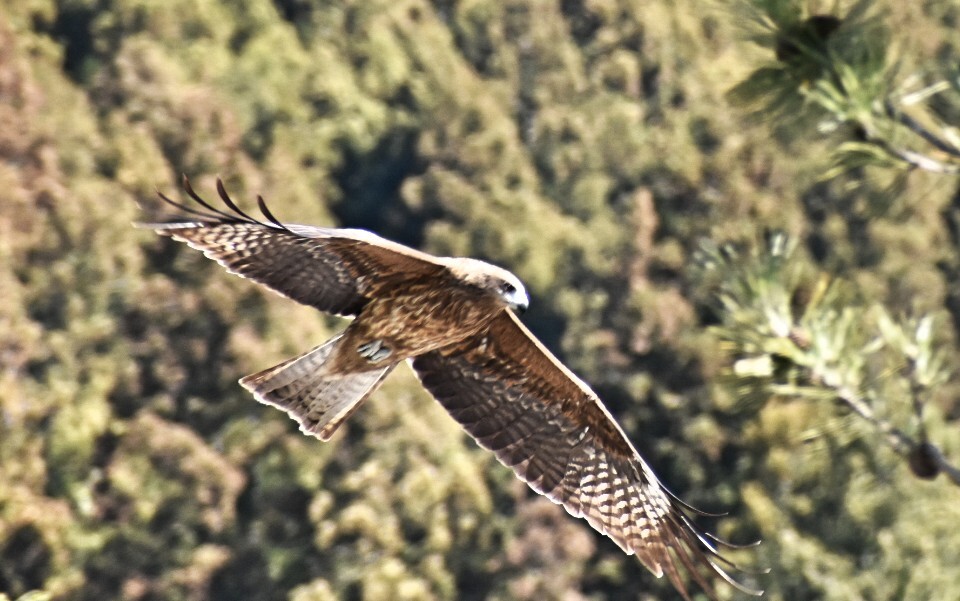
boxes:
[507,290,529,314]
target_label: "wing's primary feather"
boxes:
[140,178,445,317]
[412,310,760,600]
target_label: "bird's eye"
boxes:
[501,282,516,294]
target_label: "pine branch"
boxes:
[694,233,960,485]
[884,96,960,158]
[728,0,960,176]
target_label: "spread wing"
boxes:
[412,310,760,601]
[139,178,445,317]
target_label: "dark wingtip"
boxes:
[707,556,766,596]
[665,487,729,518]
[666,493,766,598]
[256,194,291,231]
[144,184,213,222]
[215,177,230,206]
[181,175,231,218]
[140,176,295,233]
[215,178,260,223]
[182,174,198,200]
[704,531,763,550]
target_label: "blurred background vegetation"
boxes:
[2,0,959,599]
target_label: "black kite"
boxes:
[142,179,760,600]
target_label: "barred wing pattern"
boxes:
[413,311,756,600]
[143,179,759,600]
[142,178,444,317]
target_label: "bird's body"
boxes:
[141,179,760,600]
[338,265,512,369]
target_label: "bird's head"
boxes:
[494,270,529,314]
[445,258,530,314]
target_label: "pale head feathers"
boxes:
[440,257,529,313]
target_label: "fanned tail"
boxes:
[240,334,395,440]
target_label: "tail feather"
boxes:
[239,335,396,440]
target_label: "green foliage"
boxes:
[694,233,960,598]
[730,0,960,176]
[2,0,959,600]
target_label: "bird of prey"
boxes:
[142,179,760,600]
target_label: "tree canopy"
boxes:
[2,1,959,600]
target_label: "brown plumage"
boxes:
[141,178,762,600]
